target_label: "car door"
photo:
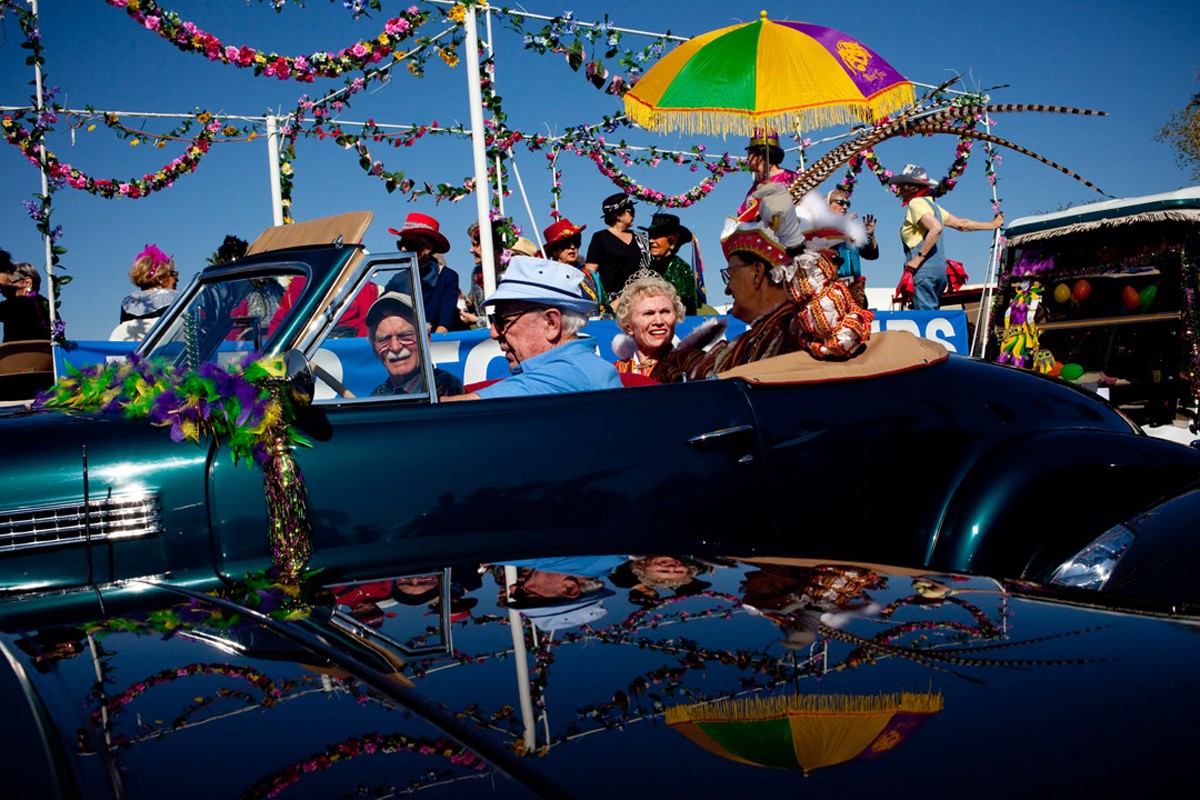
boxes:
[208,257,764,578]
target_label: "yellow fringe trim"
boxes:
[624,83,916,139]
[665,690,943,725]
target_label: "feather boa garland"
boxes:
[37,354,314,577]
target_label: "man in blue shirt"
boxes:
[444,256,622,400]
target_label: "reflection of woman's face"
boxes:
[394,575,440,594]
[373,315,421,382]
[641,555,689,582]
[627,294,677,358]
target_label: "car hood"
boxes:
[2,548,1195,799]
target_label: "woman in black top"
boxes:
[584,193,650,306]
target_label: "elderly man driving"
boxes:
[445,256,622,400]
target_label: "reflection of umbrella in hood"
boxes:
[624,12,913,137]
[666,691,942,776]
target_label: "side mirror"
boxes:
[283,349,315,410]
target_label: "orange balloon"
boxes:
[1120,285,1140,312]
[1072,280,1092,303]
[1049,361,1063,377]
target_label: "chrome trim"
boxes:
[0,493,163,553]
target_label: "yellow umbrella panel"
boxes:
[625,13,914,137]
[666,691,943,775]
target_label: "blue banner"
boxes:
[56,311,967,389]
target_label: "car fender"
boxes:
[927,429,1200,578]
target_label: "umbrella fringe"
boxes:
[665,690,943,725]
[625,83,916,139]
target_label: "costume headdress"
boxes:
[136,243,174,278]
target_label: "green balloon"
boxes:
[1139,285,1157,311]
[1060,363,1085,381]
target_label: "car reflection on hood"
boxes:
[2,551,1194,799]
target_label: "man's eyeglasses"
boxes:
[831,198,851,208]
[374,332,419,348]
[488,307,540,336]
[720,262,753,285]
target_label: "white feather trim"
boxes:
[611,332,637,361]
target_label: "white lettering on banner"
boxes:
[871,312,964,354]
[461,337,507,385]
[429,339,462,370]
[923,317,960,353]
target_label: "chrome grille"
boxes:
[0,493,163,553]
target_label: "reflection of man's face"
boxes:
[513,568,584,600]
[640,555,689,583]
[394,575,440,594]
[373,315,421,382]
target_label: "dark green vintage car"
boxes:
[4,212,1200,600]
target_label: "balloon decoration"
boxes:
[1059,363,1085,381]
[1120,285,1141,313]
[1053,283,1071,303]
[1071,280,1092,303]
[1139,285,1157,312]
[1049,361,1064,377]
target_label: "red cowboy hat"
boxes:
[388,212,451,254]
[542,218,588,249]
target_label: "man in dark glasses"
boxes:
[444,256,622,401]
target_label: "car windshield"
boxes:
[141,268,306,371]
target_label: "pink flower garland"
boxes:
[2,112,222,199]
[105,0,428,83]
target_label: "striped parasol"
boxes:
[666,690,943,775]
[625,12,914,137]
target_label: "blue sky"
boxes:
[2,0,1198,341]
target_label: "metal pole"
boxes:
[973,108,1004,358]
[464,6,496,297]
[30,0,56,370]
[504,565,538,752]
[265,115,284,226]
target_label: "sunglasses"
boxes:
[488,307,541,336]
[831,198,851,208]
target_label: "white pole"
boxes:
[265,115,284,226]
[973,108,1004,358]
[504,565,538,752]
[30,0,56,369]
[464,6,496,298]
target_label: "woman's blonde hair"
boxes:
[615,270,684,330]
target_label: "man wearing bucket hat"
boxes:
[443,256,623,400]
[888,164,1004,310]
[640,212,699,315]
[385,212,461,332]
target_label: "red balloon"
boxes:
[1072,280,1092,303]
[1049,361,1063,377]
[1121,285,1140,313]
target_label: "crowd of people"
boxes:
[2,130,1001,400]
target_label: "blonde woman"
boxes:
[611,270,684,379]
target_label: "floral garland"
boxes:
[256,0,383,20]
[105,0,430,83]
[240,732,486,799]
[85,663,284,738]
[506,9,676,98]
[3,109,222,199]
